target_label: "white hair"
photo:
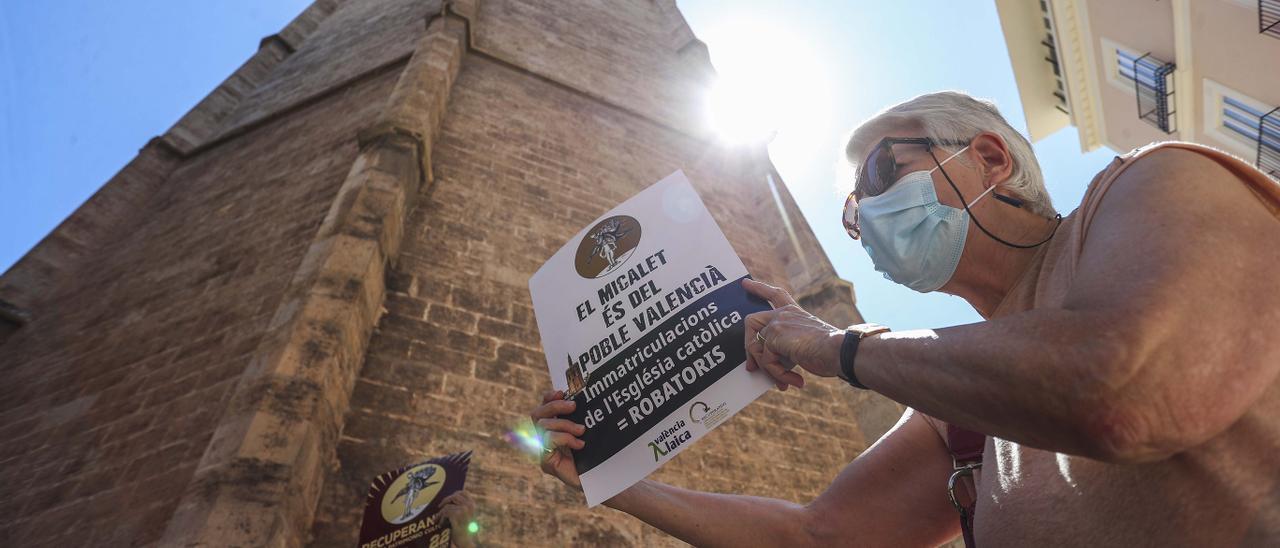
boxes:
[844,91,1056,217]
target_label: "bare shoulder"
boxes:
[1067,143,1280,313]
[1104,146,1261,214]
[1086,145,1277,248]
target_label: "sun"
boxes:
[701,19,833,148]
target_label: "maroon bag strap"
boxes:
[947,423,985,464]
[946,423,985,548]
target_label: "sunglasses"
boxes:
[842,136,970,240]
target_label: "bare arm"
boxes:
[534,390,960,548]
[855,148,1280,462]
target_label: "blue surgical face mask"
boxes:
[856,146,997,292]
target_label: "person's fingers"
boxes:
[756,325,802,372]
[743,278,782,307]
[745,338,770,373]
[758,356,792,382]
[760,346,791,369]
[531,399,576,420]
[743,284,809,390]
[744,310,776,373]
[440,492,475,522]
[755,350,805,390]
[778,369,805,388]
[537,417,585,436]
[745,336,762,371]
[747,322,786,375]
[744,310,776,337]
[742,279,798,308]
[541,389,563,404]
[540,452,559,472]
[753,347,784,375]
[545,431,585,451]
[448,490,470,504]
[457,492,475,511]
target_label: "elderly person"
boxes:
[532,91,1280,546]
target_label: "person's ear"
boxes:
[971,131,1013,188]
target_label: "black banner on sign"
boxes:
[567,276,768,474]
[357,451,471,548]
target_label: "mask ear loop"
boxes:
[966,184,998,209]
[926,145,1062,250]
[928,146,971,175]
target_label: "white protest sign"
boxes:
[529,170,774,507]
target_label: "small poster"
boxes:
[358,451,472,548]
[529,170,772,507]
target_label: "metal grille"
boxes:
[1263,0,1280,38]
[1132,53,1176,134]
[1259,107,1280,178]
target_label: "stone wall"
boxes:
[302,0,901,545]
[304,46,901,545]
[0,1,903,546]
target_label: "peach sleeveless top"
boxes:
[990,141,1280,317]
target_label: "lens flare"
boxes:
[502,418,545,459]
[467,521,480,534]
[698,17,835,174]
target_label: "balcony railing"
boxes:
[1131,53,1176,134]
[1262,0,1280,38]
[1042,38,1069,114]
[1259,107,1280,178]
[1040,0,1070,114]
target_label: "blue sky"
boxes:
[0,0,310,271]
[0,1,1115,331]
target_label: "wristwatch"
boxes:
[839,323,891,389]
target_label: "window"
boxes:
[1129,54,1177,133]
[1117,50,1161,88]
[1101,38,1141,92]
[1203,79,1280,176]
[1223,97,1270,143]
[1101,39,1174,92]
[1099,38,1177,132]
[1264,0,1280,38]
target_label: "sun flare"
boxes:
[701,19,833,149]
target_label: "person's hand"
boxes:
[441,490,476,548]
[530,390,586,489]
[742,279,845,388]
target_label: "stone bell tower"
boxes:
[0,1,902,545]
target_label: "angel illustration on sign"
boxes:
[589,218,631,270]
[391,466,441,520]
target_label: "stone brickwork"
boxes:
[0,1,903,546]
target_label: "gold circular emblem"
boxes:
[575,215,642,279]
[380,463,446,524]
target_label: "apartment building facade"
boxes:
[996,0,1280,178]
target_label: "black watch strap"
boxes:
[839,331,869,390]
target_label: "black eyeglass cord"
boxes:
[927,147,1062,250]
